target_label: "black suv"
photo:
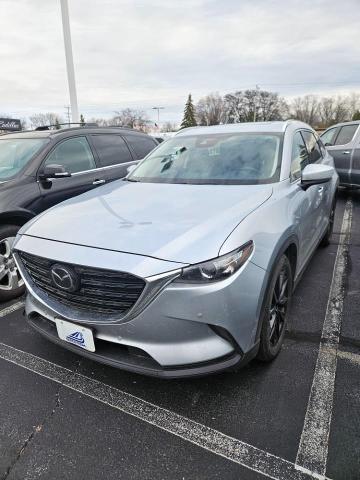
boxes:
[0,126,158,301]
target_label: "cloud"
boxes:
[1,0,359,123]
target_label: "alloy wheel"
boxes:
[0,237,24,291]
[268,265,290,346]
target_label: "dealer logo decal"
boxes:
[66,331,86,347]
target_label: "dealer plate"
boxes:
[55,318,96,352]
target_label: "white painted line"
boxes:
[338,349,360,366]
[0,300,24,318]
[0,342,331,480]
[296,199,353,476]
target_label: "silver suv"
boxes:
[14,121,338,378]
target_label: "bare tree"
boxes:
[257,90,288,121]
[196,93,226,126]
[161,121,178,133]
[112,108,149,131]
[318,96,349,127]
[290,95,319,126]
[87,117,110,126]
[225,89,287,123]
[348,93,360,119]
[29,112,64,128]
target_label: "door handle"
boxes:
[318,186,324,193]
[342,151,350,154]
[92,179,106,185]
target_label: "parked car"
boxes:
[320,120,360,187]
[0,126,158,301]
[13,121,338,378]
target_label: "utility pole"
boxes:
[152,106,164,125]
[60,0,79,123]
[64,105,71,126]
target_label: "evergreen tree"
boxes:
[352,110,360,121]
[80,114,85,126]
[55,118,61,129]
[180,94,197,129]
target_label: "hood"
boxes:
[21,180,273,264]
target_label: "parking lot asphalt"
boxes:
[0,191,359,480]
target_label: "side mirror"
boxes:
[40,164,71,180]
[301,164,334,190]
[127,164,137,174]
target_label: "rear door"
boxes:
[123,134,158,160]
[37,135,106,212]
[325,124,359,185]
[89,134,137,183]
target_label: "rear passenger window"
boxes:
[335,125,358,145]
[301,131,322,163]
[291,132,309,181]
[124,135,157,159]
[91,135,133,167]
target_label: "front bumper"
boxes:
[15,236,268,378]
[26,308,253,378]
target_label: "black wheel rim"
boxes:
[268,266,290,346]
[325,204,335,238]
[329,205,335,229]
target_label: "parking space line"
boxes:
[0,300,24,318]
[338,349,360,366]
[0,342,330,480]
[295,199,353,476]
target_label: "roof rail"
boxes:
[35,122,98,131]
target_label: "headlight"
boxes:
[175,241,254,284]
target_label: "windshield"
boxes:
[0,138,48,180]
[128,132,282,185]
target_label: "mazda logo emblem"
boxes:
[50,264,79,292]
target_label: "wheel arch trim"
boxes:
[0,209,36,227]
[253,235,298,344]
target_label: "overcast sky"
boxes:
[1,0,359,124]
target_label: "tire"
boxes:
[0,225,25,302]
[320,198,336,247]
[257,255,293,362]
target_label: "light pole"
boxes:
[152,106,164,125]
[60,0,79,123]
[253,84,260,122]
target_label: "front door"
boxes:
[289,131,324,267]
[37,136,106,212]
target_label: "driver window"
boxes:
[44,137,96,174]
[320,127,338,146]
[291,132,309,181]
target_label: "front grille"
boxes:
[19,251,146,315]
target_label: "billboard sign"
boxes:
[0,118,22,131]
